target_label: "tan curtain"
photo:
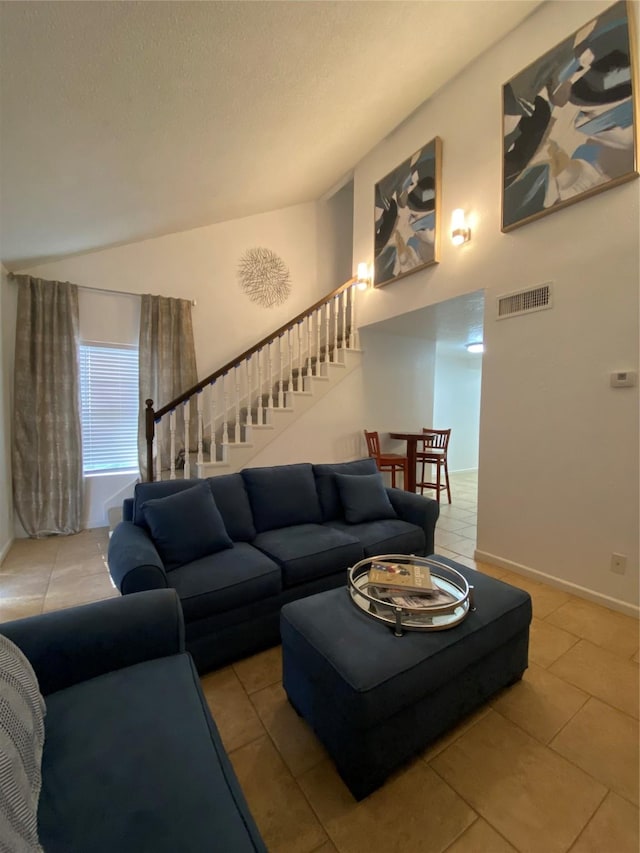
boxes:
[13,276,82,536]
[138,295,198,479]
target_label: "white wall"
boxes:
[352,0,639,611]
[0,266,15,560]
[433,347,482,472]
[316,181,354,292]
[22,201,323,380]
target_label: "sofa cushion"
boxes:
[252,524,363,587]
[38,654,265,852]
[242,464,322,533]
[325,518,426,557]
[142,483,233,571]
[207,473,256,542]
[334,472,397,524]
[132,479,201,528]
[313,458,379,521]
[0,634,46,853]
[168,543,282,622]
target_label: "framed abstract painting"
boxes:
[502,0,638,232]
[374,136,442,287]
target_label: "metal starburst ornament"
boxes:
[238,247,292,308]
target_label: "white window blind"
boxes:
[79,343,139,474]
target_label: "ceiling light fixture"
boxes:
[451,209,471,246]
[466,342,484,353]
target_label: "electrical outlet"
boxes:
[610,553,627,575]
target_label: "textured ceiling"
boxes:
[0,0,543,271]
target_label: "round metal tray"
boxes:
[348,554,475,635]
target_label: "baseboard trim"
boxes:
[474,549,639,619]
[0,536,14,566]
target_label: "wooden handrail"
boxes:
[154,277,357,420]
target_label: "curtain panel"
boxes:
[138,295,198,479]
[13,276,82,536]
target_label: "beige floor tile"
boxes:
[0,596,45,621]
[234,645,282,694]
[251,682,327,777]
[499,571,572,619]
[298,758,476,853]
[457,526,477,539]
[230,735,327,853]
[422,706,491,762]
[490,662,588,743]
[41,571,118,612]
[310,842,339,853]
[529,617,580,669]
[436,530,471,549]
[431,710,606,853]
[551,697,639,805]
[545,598,640,660]
[0,570,51,598]
[0,553,56,573]
[444,818,517,853]
[568,791,639,853]
[549,640,639,719]
[436,517,471,534]
[444,537,477,559]
[437,505,477,523]
[49,555,109,581]
[200,666,266,752]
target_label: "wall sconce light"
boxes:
[356,262,372,291]
[451,209,471,246]
[466,342,484,353]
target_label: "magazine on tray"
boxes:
[368,585,458,609]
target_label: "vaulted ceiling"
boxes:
[0,0,543,270]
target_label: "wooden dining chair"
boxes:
[416,428,451,503]
[363,430,409,489]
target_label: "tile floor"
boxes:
[0,470,638,853]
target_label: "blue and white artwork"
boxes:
[502,0,638,231]
[374,137,441,287]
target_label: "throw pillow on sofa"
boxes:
[0,633,46,853]
[334,472,398,524]
[142,482,233,571]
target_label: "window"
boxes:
[79,342,139,474]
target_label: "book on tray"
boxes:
[367,560,436,595]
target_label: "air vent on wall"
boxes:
[496,283,552,320]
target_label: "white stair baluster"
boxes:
[183,401,191,479]
[257,349,264,425]
[154,418,161,480]
[209,382,217,463]
[245,357,253,426]
[286,329,292,392]
[341,290,347,349]
[348,284,356,349]
[268,342,275,411]
[325,301,331,363]
[196,391,204,467]
[333,295,340,357]
[169,410,176,480]
[222,374,229,446]
[278,334,285,407]
[297,322,303,384]
[315,306,321,375]
[234,366,241,443]
[306,315,312,375]
[351,284,360,349]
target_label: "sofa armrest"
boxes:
[386,488,440,555]
[108,520,169,594]
[0,589,185,696]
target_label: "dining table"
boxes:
[388,431,427,494]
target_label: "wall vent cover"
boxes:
[497,283,552,319]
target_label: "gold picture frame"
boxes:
[374,136,442,287]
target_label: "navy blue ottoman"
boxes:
[280,557,532,800]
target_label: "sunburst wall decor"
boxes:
[238,247,291,308]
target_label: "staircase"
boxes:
[144,278,364,481]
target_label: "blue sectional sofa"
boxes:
[108,459,440,672]
[0,590,266,853]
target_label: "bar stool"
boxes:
[363,430,409,489]
[416,428,451,503]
